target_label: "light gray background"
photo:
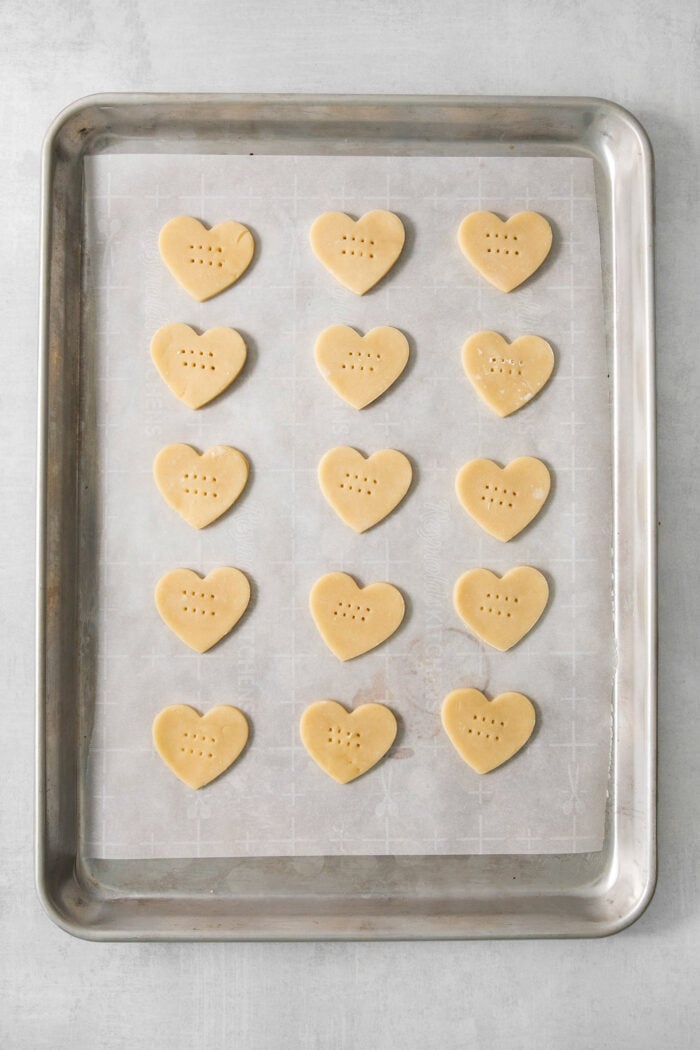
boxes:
[1,0,696,1047]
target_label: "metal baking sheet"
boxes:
[36,94,656,939]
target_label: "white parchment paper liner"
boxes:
[84,153,613,858]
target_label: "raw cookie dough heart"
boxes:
[155,567,251,653]
[310,211,405,295]
[455,457,551,542]
[300,700,398,784]
[441,688,535,774]
[153,704,249,789]
[153,444,249,529]
[158,216,254,301]
[453,566,549,651]
[151,323,247,409]
[310,572,405,661]
[318,447,412,533]
[462,331,554,417]
[314,325,409,409]
[458,211,553,292]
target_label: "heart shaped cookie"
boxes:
[453,566,549,651]
[315,325,409,409]
[300,700,397,783]
[310,572,405,661]
[153,444,249,529]
[158,216,254,301]
[462,331,554,417]
[310,210,405,294]
[458,211,552,292]
[455,457,551,541]
[441,689,535,774]
[318,447,412,533]
[151,323,247,409]
[153,704,249,789]
[155,567,251,653]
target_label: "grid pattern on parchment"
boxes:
[83,153,613,859]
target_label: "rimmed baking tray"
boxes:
[36,94,655,940]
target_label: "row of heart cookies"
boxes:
[318,448,551,539]
[151,322,554,418]
[316,326,555,415]
[159,210,553,301]
[154,443,550,540]
[156,567,548,657]
[154,689,537,790]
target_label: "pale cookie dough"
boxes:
[158,216,254,301]
[458,211,553,292]
[453,566,549,651]
[441,688,536,774]
[455,457,551,542]
[153,704,249,789]
[155,567,250,653]
[154,444,249,529]
[310,572,405,661]
[300,700,398,784]
[315,325,409,409]
[318,447,412,533]
[462,331,554,417]
[151,323,247,409]
[310,210,405,294]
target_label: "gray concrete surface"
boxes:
[1,1,697,1046]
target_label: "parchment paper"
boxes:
[83,153,613,858]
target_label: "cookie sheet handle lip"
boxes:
[576,95,656,934]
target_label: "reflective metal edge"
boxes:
[36,94,656,940]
